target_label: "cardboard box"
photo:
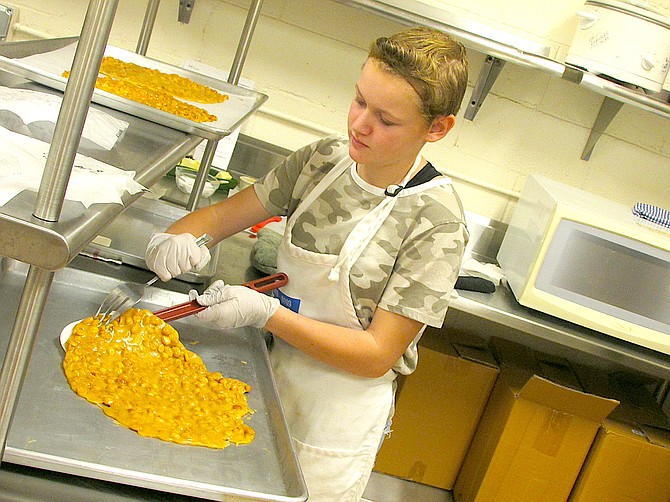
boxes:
[373,328,499,490]
[453,338,619,502]
[569,368,670,502]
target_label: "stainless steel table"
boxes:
[450,286,670,381]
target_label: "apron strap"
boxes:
[328,153,427,282]
[285,154,354,238]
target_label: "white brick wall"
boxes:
[8,0,670,221]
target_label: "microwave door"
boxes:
[535,220,670,336]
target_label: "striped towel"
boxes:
[632,203,670,229]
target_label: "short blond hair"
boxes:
[368,26,469,122]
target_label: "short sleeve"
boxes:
[349,183,468,331]
[379,219,467,327]
[254,136,348,217]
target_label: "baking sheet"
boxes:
[0,37,268,140]
[82,196,217,283]
[0,259,306,501]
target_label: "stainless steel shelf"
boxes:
[0,37,268,142]
[451,285,670,381]
[0,75,202,270]
[333,0,555,60]
[335,0,670,153]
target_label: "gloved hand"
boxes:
[190,280,280,330]
[145,232,211,282]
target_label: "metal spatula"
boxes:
[95,233,212,323]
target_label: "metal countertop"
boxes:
[450,287,670,380]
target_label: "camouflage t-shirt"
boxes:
[254,135,468,374]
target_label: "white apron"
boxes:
[270,154,452,501]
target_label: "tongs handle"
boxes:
[154,300,207,322]
[154,272,288,322]
[242,272,288,293]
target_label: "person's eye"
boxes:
[380,116,395,126]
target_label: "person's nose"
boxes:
[351,109,373,136]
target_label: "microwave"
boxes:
[497,174,670,354]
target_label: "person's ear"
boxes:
[425,114,456,142]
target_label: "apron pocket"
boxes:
[293,437,375,502]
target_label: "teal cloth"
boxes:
[250,227,282,275]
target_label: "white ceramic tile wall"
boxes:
[7,0,670,222]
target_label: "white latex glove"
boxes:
[190,280,280,330]
[145,232,211,282]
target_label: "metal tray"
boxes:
[0,37,268,140]
[0,259,306,501]
[82,196,217,283]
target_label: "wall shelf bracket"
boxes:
[178,0,195,24]
[581,96,624,161]
[464,55,505,120]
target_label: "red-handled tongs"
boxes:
[154,272,288,322]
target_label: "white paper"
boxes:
[461,258,507,286]
[0,86,128,150]
[0,126,145,207]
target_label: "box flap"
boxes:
[602,418,670,449]
[421,327,499,369]
[575,364,670,432]
[453,342,498,369]
[608,396,670,432]
[420,326,458,358]
[608,372,670,432]
[488,338,618,421]
[641,424,670,448]
[488,337,541,390]
[535,352,582,390]
[518,375,618,422]
[489,337,541,373]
